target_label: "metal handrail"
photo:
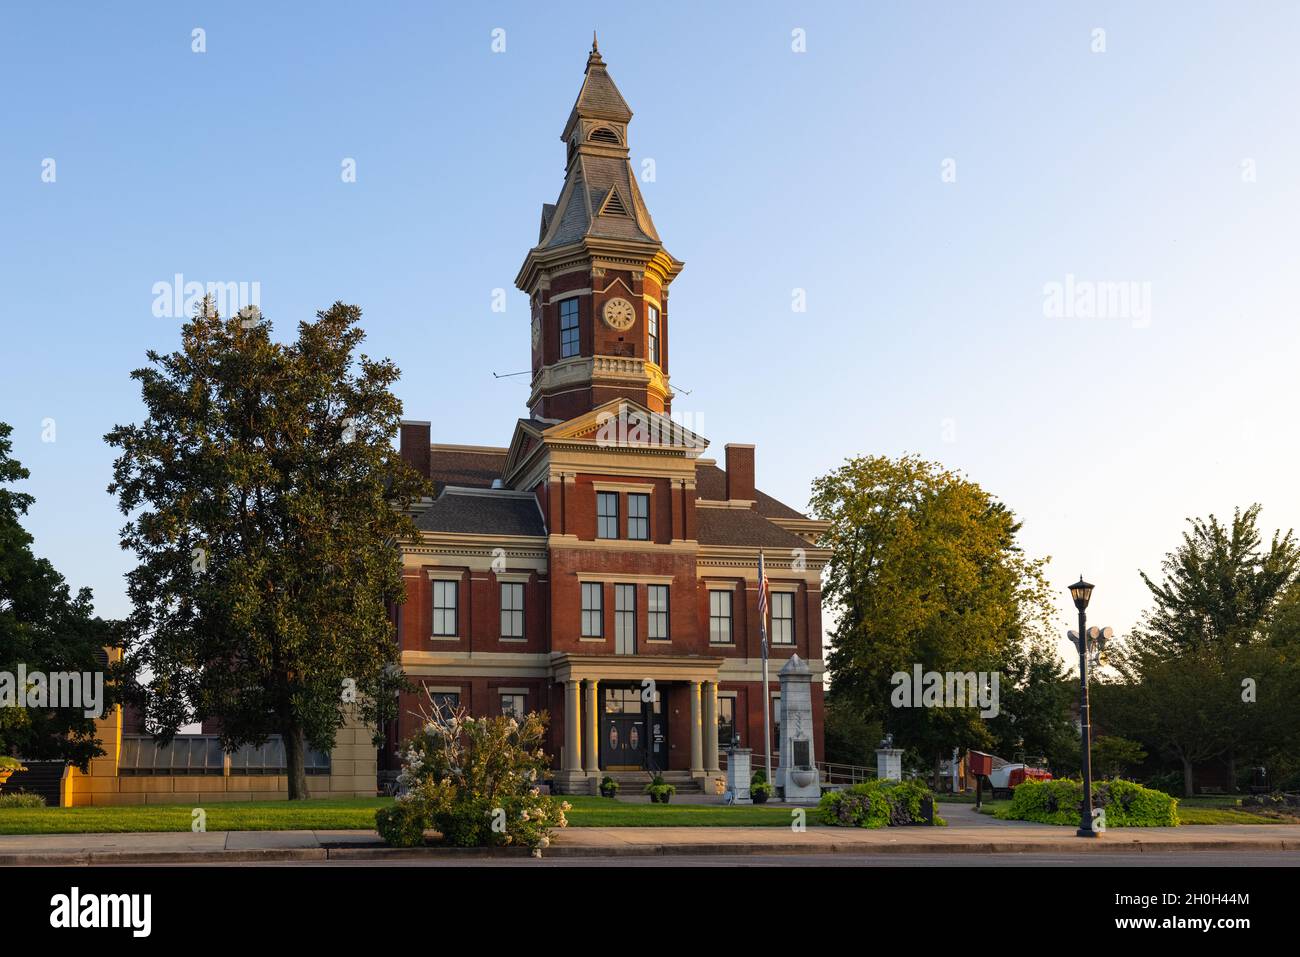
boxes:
[717,751,877,785]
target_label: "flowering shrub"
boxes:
[375,692,570,855]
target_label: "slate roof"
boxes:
[540,155,660,249]
[427,447,507,494]
[537,43,662,251]
[414,487,547,537]
[565,40,632,126]
[694,462,809,520]
[696,507,812,551]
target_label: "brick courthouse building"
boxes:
[390,40,830,793]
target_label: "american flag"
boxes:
[757,550,770,660]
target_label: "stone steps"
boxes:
[598,771,705,794]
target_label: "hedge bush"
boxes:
[818,779,943,828]
[996,778,1179,827]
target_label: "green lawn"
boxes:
[5,792,1290,835]
[973,795,1295,826]
[563,795,806,827]
[0,798,392,835]
[0,795,808,834]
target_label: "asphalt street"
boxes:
[169,850,1300,867]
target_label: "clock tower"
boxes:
[515,37,684,422]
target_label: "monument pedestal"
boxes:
[725,747,752,804]
[776,655,822,804]
[876,748,904,782]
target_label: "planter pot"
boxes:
[600,787,617,799]
[753,791,769,804]
[660,793,672,804]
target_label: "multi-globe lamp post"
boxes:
[1067,577,1112,838]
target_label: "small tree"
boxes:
[105,301,427,798]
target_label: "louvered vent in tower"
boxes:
[601,189,629,216]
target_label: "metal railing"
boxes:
[819,761,877,787]
[717,751,876,787]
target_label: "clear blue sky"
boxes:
[3,2,1299,659]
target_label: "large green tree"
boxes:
[1111,504,1300,794]
[0,422,123,767]
[811,454,1061,784]
[1136,505,1299,653]
[105,301,427,798]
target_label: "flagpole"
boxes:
[759,551,772,786]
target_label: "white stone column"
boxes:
[564,680,582,773]
[689,680,704,775]
[703,681,720,773]
[583,679,599,775]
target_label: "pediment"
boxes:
[545,398,709,454]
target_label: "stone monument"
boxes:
[724,746,752,805]
[777,655,822,804]
[876,733,903,782]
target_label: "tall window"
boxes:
[581,582,604,638]
[718,696,736,750]
[430,691,460,717]
[500,582,524,639]
[627,493,649,540]
[559,298,580,358]
[771,591,794,645]
[615,584,636,655]
[647,305,660,365]
[597,491,619,539]
[709,590,733,644]
[500,693,525,719]
[432,580,458,637]
[647,584,669,640]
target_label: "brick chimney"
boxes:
[725,444,755,502]
[399,420,431,478]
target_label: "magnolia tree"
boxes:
[376,692,569,856]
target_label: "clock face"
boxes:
[531,309,541,350]
[602,297,636,331]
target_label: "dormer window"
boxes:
[589,126,621,144]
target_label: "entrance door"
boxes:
[603,715,646,770]
[601,686,648,770]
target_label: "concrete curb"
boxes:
[1,836,1294,865]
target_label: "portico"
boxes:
[551,653,725,793]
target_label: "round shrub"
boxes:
[818,779,939,828]
[997,778,1179,827]
[375,799,429,848]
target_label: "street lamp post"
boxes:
[1069,577,1098,838]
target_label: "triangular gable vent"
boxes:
[600,188,629,217]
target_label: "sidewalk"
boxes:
[2,814,1298,865]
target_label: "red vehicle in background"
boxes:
[968,751,1052,800]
